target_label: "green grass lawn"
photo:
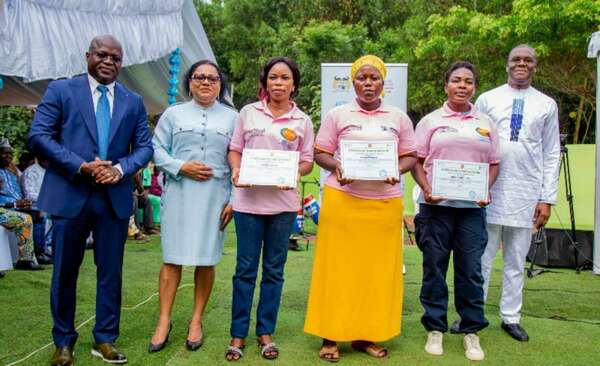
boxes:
[1,226,599,366]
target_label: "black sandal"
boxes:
[257,339,279,360]
[225,345,244,361]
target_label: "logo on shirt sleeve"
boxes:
[280,128,298,142]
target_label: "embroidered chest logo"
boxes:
[341,124,363,133]
[280,128,298,142]
[438,126,459,133]
[380,125,399,134]
[247,128,265,138]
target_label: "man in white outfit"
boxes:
[475,44,561,341]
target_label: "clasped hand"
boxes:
[335,163,399,186]
[423,187,491,208]
[80,158,121,185]
[181,160,213,181]
[231,167,298,190]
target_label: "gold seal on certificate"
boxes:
[238,149,299,188]
[340,140,399,180]
[431,159,489,201]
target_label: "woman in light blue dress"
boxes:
[149,60,238,353]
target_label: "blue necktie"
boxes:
[96,85,110,160]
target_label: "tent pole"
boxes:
[594,54,600,275]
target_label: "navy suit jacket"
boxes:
[29,74,153,220]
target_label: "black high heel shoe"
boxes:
[185,322,203,351]
[148,322,172,353]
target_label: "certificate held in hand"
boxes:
[431,159,489,202]
[340,140,399,180]
[238,149,299,188]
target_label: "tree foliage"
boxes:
[196,0,599,143]
[0,106,34,157]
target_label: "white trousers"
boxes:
[481,224,532,324]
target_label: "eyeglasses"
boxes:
[93,51,122,64]
[190,75,220,84]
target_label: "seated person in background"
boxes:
[0,141,50,264]
[0,206,42,270]
[21,154,53,261]
[0,155,42,270]
[18,151,35,174]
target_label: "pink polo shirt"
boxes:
[230,100,314,214]
[415,102,500,189]
[316,99,416,199]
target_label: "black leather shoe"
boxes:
[148,323,172,353]
[15,260,43,270]
[501,322,529,341]
[36,253,53,264]
[91,342,128,363]
[51,345,74,366]
[450,319,462,334]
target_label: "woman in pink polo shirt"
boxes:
[304,55,417,362]
[412,61,500,361]
[225,57,314,361]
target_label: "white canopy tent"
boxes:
[0,0,215,114]
[588,31,600,275]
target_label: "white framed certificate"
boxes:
[340,140,399,180]
[238,149,299,188]
[431,159,489,201]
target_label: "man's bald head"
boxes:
[506,44,537,89]
[508,44,537,64]
[89,35,122,54]
[86,35,123,84]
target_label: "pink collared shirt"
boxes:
[415,102,500,190]
[230,99,314,214]
[316,99,416,199]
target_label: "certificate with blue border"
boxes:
[238,149,299,188]
[340,140,399,180]
[432,159,489,201]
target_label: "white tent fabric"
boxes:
[587,31,600,275]
[0,0,184,81]
[0,0,215,114]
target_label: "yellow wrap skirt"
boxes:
[304,186,404,342]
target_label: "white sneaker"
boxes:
[424,331,443,356]
[463,333,485,361]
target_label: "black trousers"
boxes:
[414,204,489,333]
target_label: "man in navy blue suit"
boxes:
[29,35,153,365]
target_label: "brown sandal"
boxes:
[351,341,388,358]
[319,343,340,363]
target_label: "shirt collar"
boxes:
[88,74,115,96]
[253,99,304,121]
[348,98,391,114]
[441,101,477,120]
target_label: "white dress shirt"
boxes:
[88,74,115,116]
[476,84,560,228]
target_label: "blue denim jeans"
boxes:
[414,204,489,334]
[230,211,295,338]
